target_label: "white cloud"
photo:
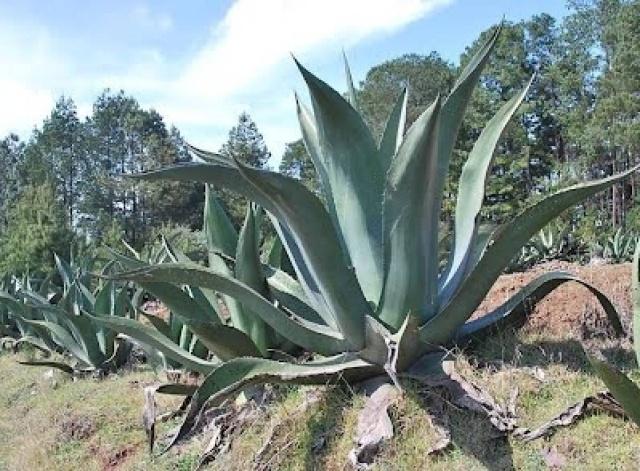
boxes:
[0,0,453,160]
[177,0,453,100]
[164,0,453,159]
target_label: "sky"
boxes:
[0,0,569,163]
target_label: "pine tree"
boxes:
[278,139,319,194]
[0,182,73,276]
[218,112,271,226]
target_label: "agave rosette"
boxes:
[103,25,636,447]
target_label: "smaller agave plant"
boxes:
[0,254,133,374]
[603,228,637,263]
[102,24,636,452]
[588,244,640,426]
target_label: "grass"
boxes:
[1,331,640,470]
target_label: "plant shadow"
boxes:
[467,329,636,374]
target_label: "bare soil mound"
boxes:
[476,262,632,336]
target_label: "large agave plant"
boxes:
[107,26,635,447]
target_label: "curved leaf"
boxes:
[165,354,379,450]
[442,77,533,295]
[18,318,92,366]
[89,314,216,374]
[18,359,74,375]
[455,271,623,342]
[421,165,640,346]
[111,263,350,356]
[264,265,324,324]
[133,162,370,348]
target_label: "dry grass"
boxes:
[1,329,640,470]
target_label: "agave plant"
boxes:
[104,25,635,448]
[587,244,640,427]
[0,254,134,374]
[93,189,310,375]
[603,227,637,263]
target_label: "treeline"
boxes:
[1,0,639,276]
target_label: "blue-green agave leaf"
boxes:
[442,76,533,297]
[89,314,216,374]
[295,58,384,305]
[378,87,408,170]
[588,356,640,427]
[379,96,441,329]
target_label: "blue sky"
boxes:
[0,0,569,162]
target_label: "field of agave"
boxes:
[2,24,640,469]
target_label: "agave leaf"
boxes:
[201,191,250,328]
[89,314,216,374]
[188,143,232,165]
[140,311,173,339]
[378,87,408,170]
[588,356,640,427]
[342,51,359,112]
[270,217,336,329]
[17,318,92,367]
[141,282,212,324]
[68,312,107,367]
[442,77,533,295]
[19,297,104,365]
[455,271,623,342]
[112,263,349,356]
[295,58,384,305]
[162,236,222,324]
[54,253,74,289]
[633,244,640,366]
[204,185,238,259]
[422,165,640,346]
[438,24,501,177]
[133,162,370,348]
[196,324,261,360]
[264,265,324,324]
[18,359,75,374]
[234,204,271,354]
[138,282,258,360]
[294,95,340,237]
[165,354,379,450]
[379,96,442,329]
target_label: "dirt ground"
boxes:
[477,261,632,337]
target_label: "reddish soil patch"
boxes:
[476,262,632,337]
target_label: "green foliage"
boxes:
[278,139,320,194]
[0,183,74,277]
